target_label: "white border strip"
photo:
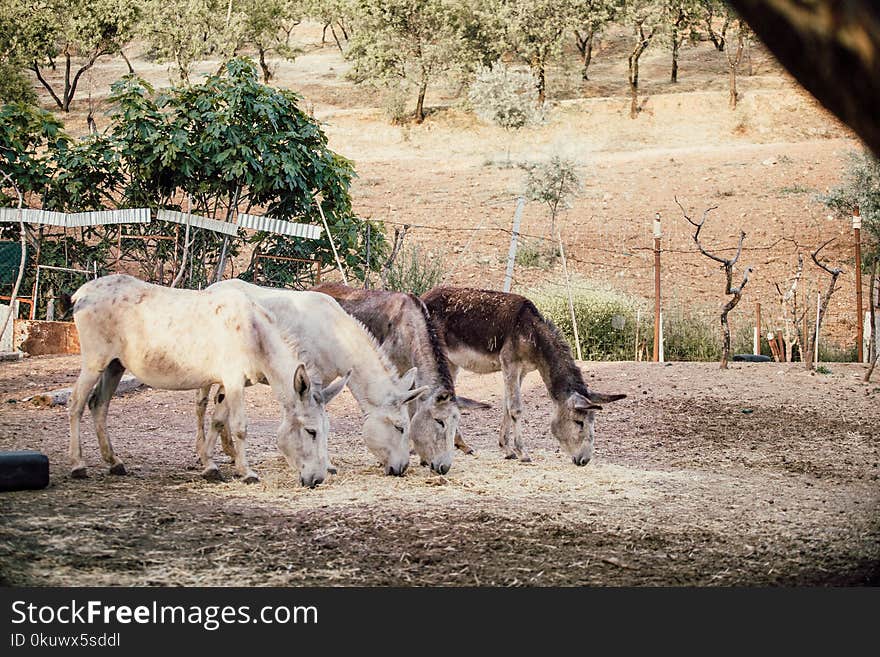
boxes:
[0,208,67,226]
[157,209,239,237]
[237,213,322,240]
[66,208,151,227]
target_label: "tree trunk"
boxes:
[671,34,680,83]
[414,79,427,123]
[720,310,731,369]
[577,30,595,81]
[536,64,546,106]
[258,47,271,83]
[727,25,745,109]
[628,54,640,118]
[62,52,72,112]
[728,64,737,109]
[120,49,134,74]
[628,26,652,119]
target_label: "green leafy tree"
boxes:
[523,156,581,239]
[498,0,573,105]
[346,0,466,123]
[1,59,385,292]
[665,0,700,83]
[0,0,139,112]
[571,0,620,81]
[108,58,383,284]
[623,0,664,118]
[305,0,356,51]
[823,150,880,272]
[232,0,304,83]
[140,0,229,83]
[468,63,544,163]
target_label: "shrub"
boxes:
[529,281,648,361]
[515,237,557,268]
[384,243,444,296]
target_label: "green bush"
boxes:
[515,237,557,269]
[526,279,861,363]
[384,243,444,296]
[530,281,648,361]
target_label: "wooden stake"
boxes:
[653,213,661,362]
[854,206,864,362]
[557,227,582,361]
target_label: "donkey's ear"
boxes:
[400,385,430,406]
[322,369,351,404]
[569,392,603,413]
[293,364,311,399]
[399,366,418,390]
[586,390,627,404]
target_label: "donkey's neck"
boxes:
[531,320,588,403]
[405,307,455,394]
[336,322,400,412]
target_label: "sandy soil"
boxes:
[0,354,877,586]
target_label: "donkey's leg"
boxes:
[195,384,212,465]
[88,359,127,475]
[511,369,531,462]
[199,392,228,482]
[500,347,528,462]
[223,385,260,484]
[68,364,104,478]
[447,362,475,455]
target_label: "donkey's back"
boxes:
[73,274,271,390]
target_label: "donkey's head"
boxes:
[551,390,626,466]
[363,367,429,476]
[409,388,460,475]
[276,364,350,488]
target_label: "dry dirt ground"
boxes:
[0,354,877,586]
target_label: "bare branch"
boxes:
[811,238,843,276]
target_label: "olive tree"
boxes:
[0,0,139,111]
[346,0,466,124]
[468,64,544,163]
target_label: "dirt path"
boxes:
[1,355,876,586]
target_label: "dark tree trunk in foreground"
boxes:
[728,0,880,157]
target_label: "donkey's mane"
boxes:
[349,315,401,385]
[526,301,589,400]
[413,296,456,394]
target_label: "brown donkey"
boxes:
[421,287,626,465]
[314,284,489,469]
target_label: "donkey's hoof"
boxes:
[519,455,532,464]
[327,465,338,476]
[202,467,223,482]
[109,463,127,476]
[420,460,429,467]
[243,474,260,485]
[503,452,518,460]
[70,467,88,479]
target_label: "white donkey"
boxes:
[196,280,430,476]
[69,275,346,488]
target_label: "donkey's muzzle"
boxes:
[431,462,451,476]
[573,456,591,467]
[300,474,325,488]
[385,463,408,476]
